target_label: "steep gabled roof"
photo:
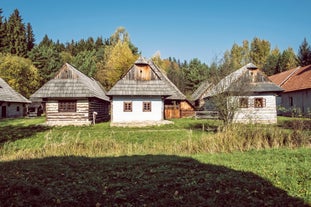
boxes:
[30,63,109,101]
[269,64,311,92]
[204,63,283,98]
[0,77,31,103]
[190,80,213,101]
[107,57,187,100]
[149,61,186,100]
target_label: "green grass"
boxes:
[0,117,310,206]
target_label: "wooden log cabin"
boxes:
[30,63,110,125]
[107,57,194,125]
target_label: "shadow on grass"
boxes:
[0,155,309,207]
[0,124,51,145]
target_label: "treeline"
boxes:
[0,8,311,98]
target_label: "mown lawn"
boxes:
[0,117,310,206]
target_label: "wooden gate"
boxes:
[164,105,180,119]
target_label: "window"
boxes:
[123,102,132,112]
[254,98,265,108]
[16,106,20,112]
[143,101,151,112]
[239,98,248,108]
[289,97,293,107]
[58,100,77,112]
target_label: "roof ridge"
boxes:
[0,77,30,103]
[279,66,301,86]
[149,60,186,99]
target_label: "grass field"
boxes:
[0,117,310,206]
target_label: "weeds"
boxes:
[1,117,310,160]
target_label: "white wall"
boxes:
[111,96,164,122]
[234,94,278,124]
[0,102,25,118]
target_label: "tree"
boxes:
[0,8,8,53]
[182,58,209,95]
[28,43,62,85]
[263,47,281,75]
[6,9,27,57]
[95,27,139,89]
[278,47,298,72]
[230,43,244,69]
[108,27,139,55]
[72,50,97,77]
[26,23,35,52]
[0,54,40,97]
[297,38,311,66]
[96,40,138,89]
[250,37,271,68]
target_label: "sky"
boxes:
[1,0,311,64]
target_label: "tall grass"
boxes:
[1,117,310,160]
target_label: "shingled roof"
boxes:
[107,57,186,100]
[204,63,283,98]
[190,80,213,101]
[269,64,311,92]
[30,63,109,101]
[0,77,30,103]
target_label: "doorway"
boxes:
[1,106,6,118]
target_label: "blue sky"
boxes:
[1,0,311,64]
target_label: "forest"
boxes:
[1,8,311,98]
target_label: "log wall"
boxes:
[46,99,90,125]
[88,98,110,123]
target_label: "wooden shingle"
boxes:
[108,58,187,100]
[31,63,109,101]
[0,77,30,103]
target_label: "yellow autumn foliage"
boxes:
[0,53,41,98]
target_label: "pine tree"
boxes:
[26,23,35,52]
[0,8,8,53]
[6,9,28,57]
[263,47,281,75]
[297,38,311,66]
[182,58,209,94]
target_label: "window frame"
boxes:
[289,97,293,107]
[239,98,249,108]
[143,101,152,112]
[58,100,77,112]
[254,98,266,108]
[123,101,132,112]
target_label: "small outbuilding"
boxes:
[30,63,110,125]
[0,77,31,118]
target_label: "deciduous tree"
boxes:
[250,37,271,68]
[278,47,298,71]
[0,54,40,97]
[96,40,138,89]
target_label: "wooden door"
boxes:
[164,105,180,119]
[2,106,6,118]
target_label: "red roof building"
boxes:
[269,64,311,116]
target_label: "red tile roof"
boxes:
[269,64,311,92]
